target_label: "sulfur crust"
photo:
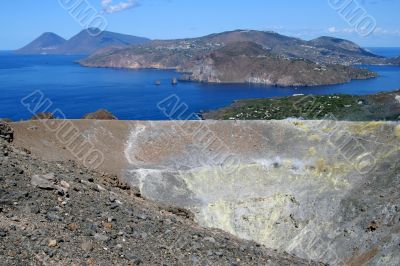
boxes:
[308,134,322,142]
[292,121,310,132]
[395,125,400,139]
[349,121,385,136]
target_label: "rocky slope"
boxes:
[0,123,316,265]
[389,56,400,65]
[179,42,376,86]
[16,29,150,55]
[10,119,400,265]
[307,36,380,63]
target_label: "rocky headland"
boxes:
[79,30,388,86]
[179,42,376,86]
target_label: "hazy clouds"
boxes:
[101,0,139,14]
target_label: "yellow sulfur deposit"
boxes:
[309,147,317,156]
[395,125,400,139]
[308,134,322,142]
[350,121,385,136]
[292,121,310,132]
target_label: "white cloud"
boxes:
[327,27,356,34]
[328,27,337,33]
[326,26,400,36]
[101,0,139,14]
[373,27,400,36]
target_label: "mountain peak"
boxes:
[76,28,104,36]
[309,36,381,58]
[17,33,66,54]
[16,30,150,55]
[41,32,64,37]
[311,36,354,44]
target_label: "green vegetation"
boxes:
[203,90,400,121]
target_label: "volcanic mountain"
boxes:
[17,32,67,54]
[16,29,150,55]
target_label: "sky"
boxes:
[0,0,399,50]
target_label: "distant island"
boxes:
[16,29,149,55]
[79,29,398,86]
[16,29,400,86]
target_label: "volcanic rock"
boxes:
[31,112,55,120]
[0,122,13,142]
[82,109,117,120]
[0,136,316,265]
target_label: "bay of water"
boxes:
[1,49,400,120]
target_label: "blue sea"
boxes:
[366,47,400,58]
[1,48,400,121]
